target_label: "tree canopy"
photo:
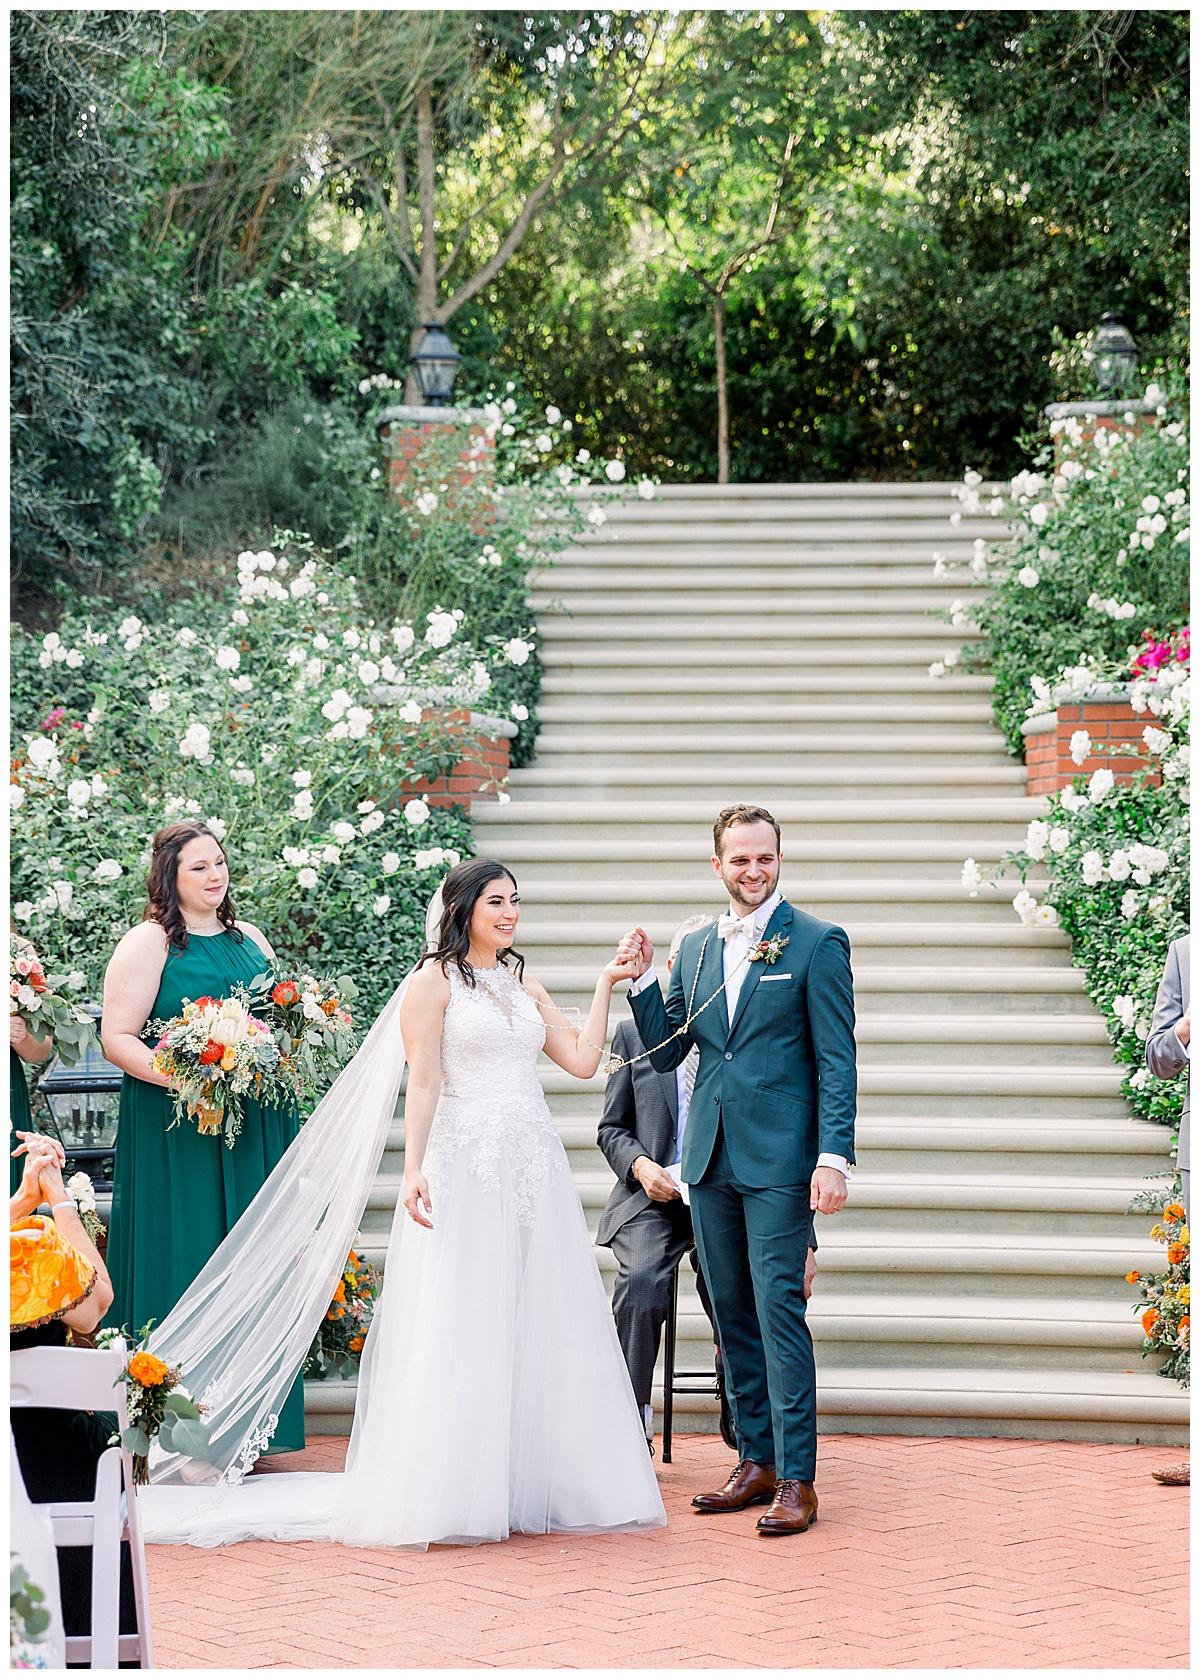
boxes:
[11,7,1189,613]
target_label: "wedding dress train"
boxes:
[141,962,665,1548]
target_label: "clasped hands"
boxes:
[10,1130,69,1219]
[613,928,653,982]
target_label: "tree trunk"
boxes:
[714,293,729,485]
[404,83,441,405]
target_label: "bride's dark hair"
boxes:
[418,858,525,986]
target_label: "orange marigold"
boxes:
[1167,1243,1187,1265]
[1125,1271,1140,1285]
[333,1280,347,1303]
[1163,1203,1186,1223]
[128,1351,168,1388]
[349,1334,365,1353]
[1142,1308,1161,1335]
[347,1250,358,1268]
[1180,1316,1190,1332]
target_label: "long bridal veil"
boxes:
[144,891,443,1486]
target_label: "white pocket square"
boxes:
[759,973,793,982]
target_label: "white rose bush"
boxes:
[10,539,490,1019]
[940,395,1189,1136]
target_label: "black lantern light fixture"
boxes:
[1084,312,1139,395]
[409,320,462,407]
[37,1009,123,1189]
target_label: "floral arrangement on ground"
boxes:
[1126,1196,1189,1386]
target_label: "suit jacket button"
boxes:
[724,1051,733,1061]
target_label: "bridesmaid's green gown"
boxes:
[11,1049,32,1194]
[106,929,306,1455]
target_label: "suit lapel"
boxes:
[728,900,792,1036]
[696,926,728,1040]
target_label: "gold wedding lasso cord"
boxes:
[528,931,759,1075]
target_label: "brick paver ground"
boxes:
[145,1433,1189,1669]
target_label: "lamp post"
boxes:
[409,320,462,407]
[36,1010,123,1208]
[1084,312,1139,395]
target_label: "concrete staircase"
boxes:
[307,484,1186,1447]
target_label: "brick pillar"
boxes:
[375,405,493,500]
[1044,396,1161,462]
[402,709,517,807]
[1022,688,1162,796]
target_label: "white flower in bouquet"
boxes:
[403,798,430,827]
[65,1172,96,1214]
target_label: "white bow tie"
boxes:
[717,912,755,940]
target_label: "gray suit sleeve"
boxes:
[627,952,693,1075]
[809,927,858,1165]
[1146,942,1189,1080]
[597,1024,649,1189]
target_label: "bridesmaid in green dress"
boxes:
[10,931,56,1194]
[101,820,305,1454]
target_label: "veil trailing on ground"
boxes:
[145,889,445,1486]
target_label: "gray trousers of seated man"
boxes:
[608,1200,716,1414]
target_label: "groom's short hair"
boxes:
[713,803,781,856]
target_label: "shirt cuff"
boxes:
[628,967,660,998]
[816,1153,852,1180]
[1177,1029,1191,1062]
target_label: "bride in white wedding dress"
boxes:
[141,859,665,1549]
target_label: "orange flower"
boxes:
[1163,1203,1186,1223]
[347,1250,358,1268]
[1142,1308,1160,1335]
[1125,1271,1140,1285]
[1180,1316,1190,1332]
[349,1334,365,1353]
[1167,1243,1187,1265]
[322,998,338,1016]
[272,981,300,1007]
[333,1280,346,1303]
[128,1351,169,1388]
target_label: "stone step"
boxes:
[516,921,1073,956]
[508,767,1027,798]
[525,736,1014,765]
[306,1364,1186,1446]
[540,670,993,695]
[536,701,995,727]
[539,617,978,644]
[533,590,978,617]
[497,876,1036,908]
[540,645,981,669]
[541,567,982,591]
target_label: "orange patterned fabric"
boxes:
[10,1215,96,1329]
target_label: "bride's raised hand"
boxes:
[403,1171,433,1230]
[605,929,652,986]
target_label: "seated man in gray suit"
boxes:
[597,914,815,1449]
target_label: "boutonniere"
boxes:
[748,933,789,965]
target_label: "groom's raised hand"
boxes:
[615,928,653,980]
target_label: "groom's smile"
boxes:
[712,819,782,913]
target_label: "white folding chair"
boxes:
[10,1346,155,1669]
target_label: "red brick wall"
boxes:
[402,708,511,808]
[1025,699,1161,797]
[383,421,493,501]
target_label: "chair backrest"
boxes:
[11,1346,129,1429]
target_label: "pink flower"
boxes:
[41,707,65,731]
[14,958,32,976]
[10,980,20,997]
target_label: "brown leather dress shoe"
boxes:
[692,1459,776,1513]
[756,1478,818,1535]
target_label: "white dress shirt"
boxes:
[630,895,851,1181]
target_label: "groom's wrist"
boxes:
[628,966,658,998]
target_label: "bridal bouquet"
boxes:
[150,995,282,1147]
[9,935,97,1065]
[244,966,361,1108]
[97,1327,212,1485]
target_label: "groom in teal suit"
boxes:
[619,803,856,1535]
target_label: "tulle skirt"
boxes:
[141,1124,665,1549]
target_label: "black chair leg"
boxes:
[662,1259,678,1464]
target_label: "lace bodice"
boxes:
[424,963,564,1223]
